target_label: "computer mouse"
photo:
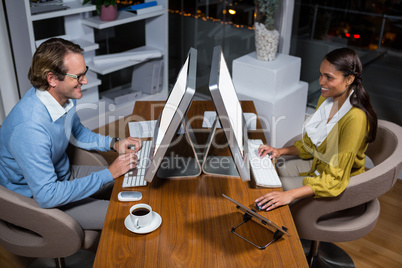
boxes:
[255,201,269,211]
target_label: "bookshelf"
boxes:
[5,0,168,129]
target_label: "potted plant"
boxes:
[254,0,282,61]
[83,0,118,21]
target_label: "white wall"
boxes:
[277,0,294,55]
[0,0,20,124]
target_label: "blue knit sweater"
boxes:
[0,88,113,208]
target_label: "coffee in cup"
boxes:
[129,204,152,229]
[132,208,150,216]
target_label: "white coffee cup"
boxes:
[129,204,152,229]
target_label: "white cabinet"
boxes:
[5,0,168,129]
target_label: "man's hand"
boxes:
[113,137,142,154]
[108,152,138,179]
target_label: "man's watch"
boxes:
[110,137,119,151]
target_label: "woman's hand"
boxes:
[255,191,294,211]
[258,145,281,159]
[255,186,314,211]
[257,144,299,159]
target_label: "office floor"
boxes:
[1,179,401,268]
[335,179,402,268]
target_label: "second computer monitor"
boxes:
[205,46,250,181]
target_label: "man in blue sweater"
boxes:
[0,38,141,230]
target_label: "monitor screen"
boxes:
[144,48,197,183]
[207,46,250,181]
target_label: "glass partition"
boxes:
[168,0,256,96]
[289,0,402,125]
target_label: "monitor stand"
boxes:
[156,117,202,178]
[201,118,241,177]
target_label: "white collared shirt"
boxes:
[304,91,354,147]
[35,89,74,122]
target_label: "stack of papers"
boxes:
[129,120,157,138]
[129,121,185,138]
[202,111,257,130]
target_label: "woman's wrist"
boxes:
[276,148,284,157]
[278,147,290,156]
[279,145,299,157]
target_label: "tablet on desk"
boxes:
[223,194,290,236]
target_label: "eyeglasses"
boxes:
[65,66,89,83]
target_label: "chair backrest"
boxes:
[341,120,402,205]
[0,184,84,258]
[290,119,402,242]
[365,120,402,186]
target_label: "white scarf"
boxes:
[305,91,353,147]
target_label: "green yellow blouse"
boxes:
[294,96,368,198]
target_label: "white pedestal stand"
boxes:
[233,52,308,147]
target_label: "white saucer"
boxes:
[124,211,162,234]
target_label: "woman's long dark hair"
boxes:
[325,48,377,143]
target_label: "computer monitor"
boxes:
[144,48,199,183]
[202,46,250,181]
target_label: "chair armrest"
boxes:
[290,165,395,242]
[0,185,84,258]
[67,145,108,166]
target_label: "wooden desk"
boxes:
[93,101,307,267]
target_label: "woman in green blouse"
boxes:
[255,47,377,211]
